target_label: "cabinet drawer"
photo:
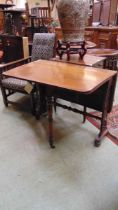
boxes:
[85,31,94,41]
[99,33,110,40]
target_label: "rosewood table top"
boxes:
[3,60,117,94]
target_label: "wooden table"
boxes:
[52,54,106,68]
[3,60,117,148]
[87,48,118,70]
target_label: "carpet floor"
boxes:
[87,105,118,145]
[0,81,118,210]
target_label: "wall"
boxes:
[16,0,47,9]
[0,0,47,8]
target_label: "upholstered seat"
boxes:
[2,78,28,91]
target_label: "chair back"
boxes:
[31,7,50,19]
[31,33,56,61]
[31,7,51,25]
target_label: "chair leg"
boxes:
[54,97,57,112]
[30,92,36,115]
[83,106,87,123]
[0,87,8,107]
[35,87,47,120]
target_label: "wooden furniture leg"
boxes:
[47,96,55,148]
[0,87,8,107]
[83,106,87,123]
[94,78,113,147]
[34,84,47,119]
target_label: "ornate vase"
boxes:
[57,0,89,42]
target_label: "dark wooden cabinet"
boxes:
[92,1,101,23]
[100,0,111,26]
[0,35,29,63]
[3,10,25,35]
[0,4,14,31]
[0,4,25,36]
[92,0,118,26]
[0,35,24,63]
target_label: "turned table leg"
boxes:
[47,96,55,148]
[94,111,108,147]
[94,79,113,147]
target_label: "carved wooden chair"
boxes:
[0,33,56,116]
[0,34,34,112]
[31,7,52,25]
[0,58,35,114]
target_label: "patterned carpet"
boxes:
[87,105,118,145]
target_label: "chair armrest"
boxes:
[0,56,32,84]
[0,56,32,73]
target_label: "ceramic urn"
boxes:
[57,0,89,42]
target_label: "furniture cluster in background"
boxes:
[55,0,118,49]
[55,25,118,50]
[85,0,118,49]
[0,3,52,40]
[23,5,52,42]
[85,26,118,49]
[0,3,52,62]
[0,0,118,66]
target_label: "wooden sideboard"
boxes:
[85,26,118,49]
[55,26,118,49]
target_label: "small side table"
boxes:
[87,48,118,70]
[51,54,106,68]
